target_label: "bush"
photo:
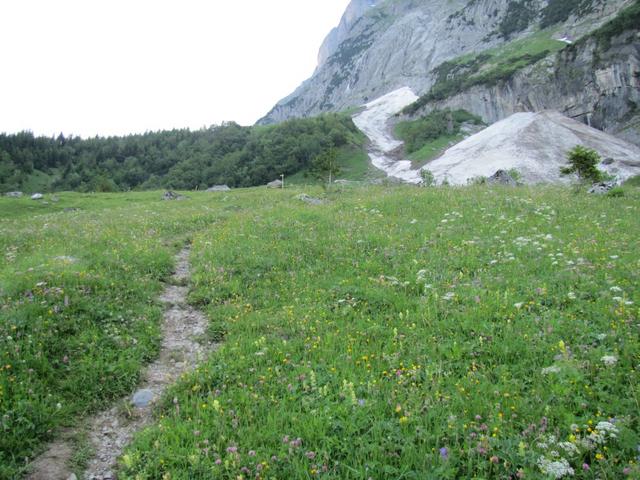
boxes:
[507,168,522,183]
[560,145,603,183]
[420,169,435,186]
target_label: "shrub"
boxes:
[420,169,435,186]
[507,168,523,183]
[560,145,603,183]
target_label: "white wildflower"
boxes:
[514,302,524,309]
[596,334,607,341]
[558,442,579,456]
[610,286,623,292]
[601,355,618,366]
[567,292,576,299]
[443,292,455,301]
[596,421,619,438]
[537,457,575,478]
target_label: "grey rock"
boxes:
[5,191,23,197]
[259,0,630,131]
[487,170,517,186]
[267,179,283,189]
[206,185,231,192]
[53,256,78,264]
[162,191,188,201]
[295,194,324,205]
[412,29,640,147]
[132,389,154,408]
[588,181,618,194]
[31,193,44,200]
[67,474,77,480]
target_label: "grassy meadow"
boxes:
[1,184,639,479]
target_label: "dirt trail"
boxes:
[26,247,215,480]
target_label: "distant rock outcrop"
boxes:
[267,179,283,189]
[31,193,44,200]
[5,191,23,198]
[206,185,231,192]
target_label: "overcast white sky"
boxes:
[0,0,350,138]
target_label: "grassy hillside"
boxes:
[394,110,484,165]
[1,185,639,478]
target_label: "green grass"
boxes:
[394,110,483,165]
[0,191,228,478]
[407,134,464,164]
[19,169,61,193]
[3,186,639,479]
[113,185,637,479]
[286,140,379,186]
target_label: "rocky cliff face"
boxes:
[259,0,632,125]
[410,28,640,145]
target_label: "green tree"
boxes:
[560,145,603,183]
[311,148,342,185]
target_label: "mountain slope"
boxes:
[259,0,631,125]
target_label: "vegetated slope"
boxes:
[421,111,640,185]
[259,0,629,125]
[405,0,640,145]
[394,109,485,163]
[98,185,639,479]
[0,114,365,193]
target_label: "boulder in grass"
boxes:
[5,191,23,198]
[295,193,324,205]
[267,179,283,189]
[162,191,188,201]
[588,181,618,194]
[31,193,44,200]
[206,185,231,192]
[487,170,517,186]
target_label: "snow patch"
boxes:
[423,111,640,185]
[352,87,422,183]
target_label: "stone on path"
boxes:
[132,389,154,408]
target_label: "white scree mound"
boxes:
[352,87,422,183]
[423,111,640,185]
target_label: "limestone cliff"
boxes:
[408,28,640,145]
[259,0,632,126]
